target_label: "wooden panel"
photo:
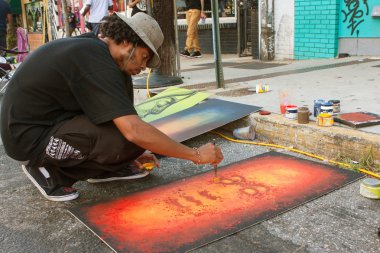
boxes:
[26,33,43,51]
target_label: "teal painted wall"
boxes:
[294,0,340,59]
[339,0,380,38]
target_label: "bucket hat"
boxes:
[115,12,164,68]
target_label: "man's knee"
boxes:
[50,115,144,164]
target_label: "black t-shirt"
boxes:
[0,33,136,161]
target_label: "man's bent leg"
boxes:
[23,115,145,201]
[39,115,146,181]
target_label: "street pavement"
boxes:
[1,54,380,252]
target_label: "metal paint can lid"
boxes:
[360,178,380,199]
[362,178,380,187]
[314,99,325,104]
[329,99,340,104]
[321,101,333,106]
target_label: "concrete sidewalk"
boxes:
[177,55,380,123]
[137,55,380,135]
[137,54,380,161]
[1,55,380,252]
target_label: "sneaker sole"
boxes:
[21,165,79,202]
[87,170,150,183]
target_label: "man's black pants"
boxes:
[30,115,145,186]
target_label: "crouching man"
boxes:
[0,13,223,201]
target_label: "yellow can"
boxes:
[317,112,334,127]
[255,84,270,93]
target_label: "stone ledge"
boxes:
[222,113,380,162]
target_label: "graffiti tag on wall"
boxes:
[341,0,369,36]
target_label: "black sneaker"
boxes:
[190,51,202,58]
[87,165,149,183]
[180,49,191,57]
[22,165,79,202]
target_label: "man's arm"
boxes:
[113,115,223,165]
[81,5,91,16]
[128,0,140,8]
[200,0,206,18]
[108,0,113,11]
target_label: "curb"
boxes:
[222,113,380,163]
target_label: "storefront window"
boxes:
[177,0,237,23]
[25,1,43,33]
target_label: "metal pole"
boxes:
[146,0,152,16]
[173,0,181,77]
[211,0,224,89]
[132,0,183,88]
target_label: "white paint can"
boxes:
[285,105,298,120]
[360,178,380,199]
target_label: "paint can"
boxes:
[328,100,341,114]
[232,126,256,140]
[256,84,270,93]
[285,105,298,120]
[359,178,380,199]
[317,112,334,127]
[313,99,324,117]
[279,90,290,114]
[320,101,334,116]
[280,103,288,115]
[297,107,309,124]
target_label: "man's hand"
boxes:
[200,11,207,19]
[195,143,223,166]
[128,0,138,8]
[114,115,224,168]
[134,151,160,170]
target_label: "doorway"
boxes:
[237,0,259,59]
